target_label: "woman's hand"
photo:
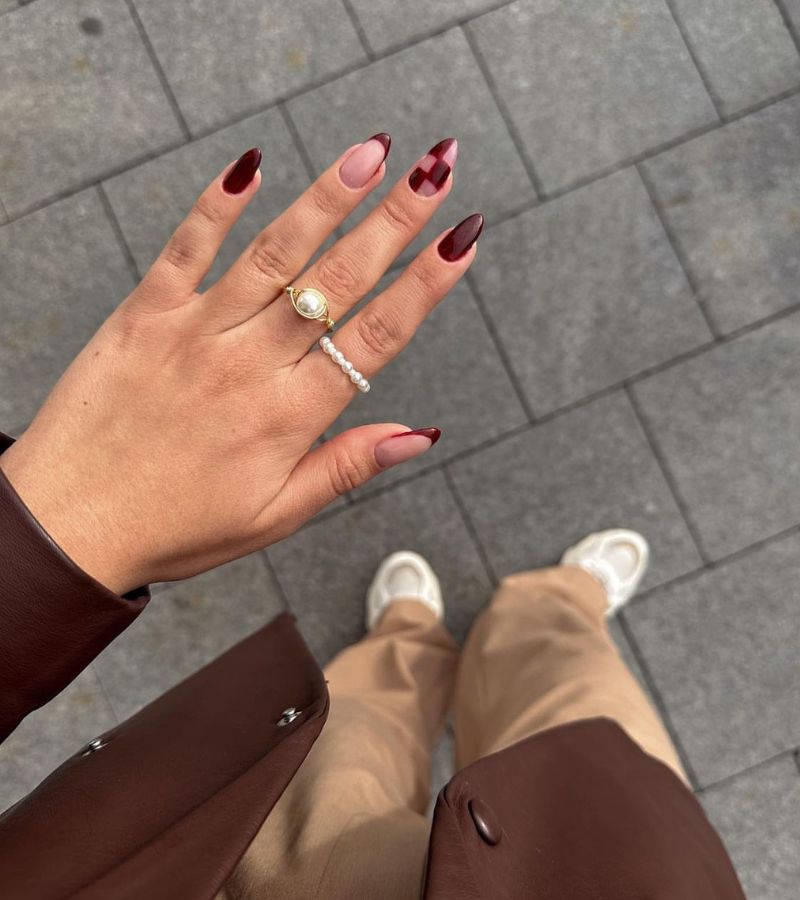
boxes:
[0,136,482,595]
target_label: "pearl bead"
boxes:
[323,342,335,355]
[350,370,361,383]
[333,351,345,364]
[342,361,353,374]
[296,289,324,317]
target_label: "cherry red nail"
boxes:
[409,138,458,197]
[222,147,262,194]
[438,213,484,262]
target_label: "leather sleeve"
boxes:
[0,432,150,742]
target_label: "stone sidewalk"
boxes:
[2,1,800,895]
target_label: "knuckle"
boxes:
[379,195,416,235]
[408,258,442,296]
[159,233,197,273]
[316,252,360,300]
[307,182,341,221]
[356,307,403,359]
[329,448,372,496]
[192,193,226,230]
[248,236,291,285]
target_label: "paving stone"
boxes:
[701,755,800,899]
[327,278,527,494]
[268,469,493,664]
[784,0,800,32]
[93,552,285,722]
[670,0,800,116]
[472,168,711,415]
[427,725,455,817]
[628,532,800,786]
[449,392,702,591]
[0,0,183,217]
[105,108,309,283]
[643,95,800,334]
[632,314,800,560]
[135,0,366,133]
[0,666,116,812]
[286,27,535,265]
[469,0,717,193]
[0,1,19,15]
[348,0,499,53]
[0,190,136,428]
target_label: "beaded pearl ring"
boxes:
[319,336,370,393]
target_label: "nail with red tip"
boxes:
[222,147,262,194]
[409,138,458,197]
[374,427,442,468]
[438,213,484,262]
[339,132,392,189]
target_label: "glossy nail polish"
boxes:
[438,213,484,261]
[374,427,442,468]
[222,147,262,194]
[409,138,458,197]
[339,133,392,189]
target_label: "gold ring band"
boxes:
[284,286,335,331]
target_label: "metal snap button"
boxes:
[276,707,302,727]
[468,797,502,846]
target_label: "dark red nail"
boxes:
[368,132,392,156]
[222,147,262,194]
[392,426,442,444]
[438,213,484,262]
[409,138,458,196]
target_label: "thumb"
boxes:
[273,424,441,530]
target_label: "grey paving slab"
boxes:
[0,1,19,15]
[632,313,800,560]
[93,552,285,722]
[268,469,493,664]
[348,0,499,53]
[449,392,702,591]
[627,532,800,786]
[643,95,800,334]
[0,0,183,217]
[468,0,717,193]
[785,0,800,32]
[134,0,366,134]
[327,278,527,494]
[670,0,800,116]
[701,755,800,900]
[105,108,309,283]
[0,666,116,812]
[472,169,711,416]
[286,27,535,265]
[0,189,136,427]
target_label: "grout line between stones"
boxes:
[772,0,800,58]
[0,194,8,225]
[616,611,701,789]
[123,0,192,142]
[635,162,720,340]
[697,746,799,794]
[89,663,122,726]
[96,184,142,284]
[259,549,293,614]
[624,383,711,565]
[340,0,376,60]
[442,465,498,586]
[277,102,319,183]
[461,21,545,200]
[662,0,725,120]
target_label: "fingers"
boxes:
[294,214,484,421]
[266,425,441,533]
[260,138,459,357]
[200,134,392,329]
[137,148,263,305]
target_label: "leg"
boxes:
[454,536,686,782]
[223,565,458,900]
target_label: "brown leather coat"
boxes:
[0,432,746,899]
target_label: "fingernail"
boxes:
[222,147,262,195]
[339,133,392,189]
[438,213,484,262]
[409,138,458,197]
[375,427,442,468]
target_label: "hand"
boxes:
[0,137,482,595]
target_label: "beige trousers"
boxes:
[221,566,686,900]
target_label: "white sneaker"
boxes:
[560,529,650,617]
[366,551,444,630]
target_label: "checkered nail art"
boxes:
[409,138,458,197]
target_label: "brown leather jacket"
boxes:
[0,432,746,899]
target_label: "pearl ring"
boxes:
[284,285,335,331]
[319,336,370,394]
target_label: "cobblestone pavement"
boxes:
[2,1,800,894]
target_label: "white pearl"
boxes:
[360,383,370,393]
[350,370,361,383]
[331,351,342,363]
[341,361,353,374]
[296,290,324,317]
[323,342,335,355]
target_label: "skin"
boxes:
[0,141,477,596]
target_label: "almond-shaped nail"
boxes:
[374,427,441,468]
[222,147,262,194]
[438,213,484,262]
[409,138,458,197]
[339,133,391,189]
